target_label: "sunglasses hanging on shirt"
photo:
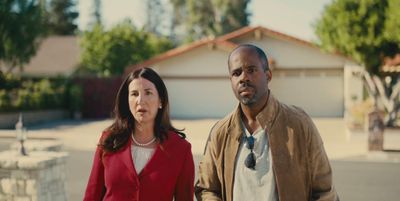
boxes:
[244,135,256,169]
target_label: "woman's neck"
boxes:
[134,121,155,141]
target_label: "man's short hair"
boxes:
[228,44,269,71]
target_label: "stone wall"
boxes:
[0,150,68,201]
[0,110,68,129]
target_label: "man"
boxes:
[195,44,339,201]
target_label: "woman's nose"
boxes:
[137,94,144,104]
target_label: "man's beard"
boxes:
[239,94,257,105]
[238,82,258,105]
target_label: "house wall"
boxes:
[144,33,352,118]
[154,46,230,77]
[164,78,237,118]
[150,46,237,118]
[271,68,344,117]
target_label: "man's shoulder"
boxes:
[212,110,236,133]
[279,101,311,120]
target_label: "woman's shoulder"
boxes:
[164,131,191,149]
[99,130,112,141]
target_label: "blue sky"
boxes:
[78,0,333,41]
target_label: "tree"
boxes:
[0,0,47,73]
[145,0,166,36]
[169,0,186,42]
[46,0,79,35]
[384,0,400,43]
[79,20,173,76]
[90,0,102,27]
[315,0,399,74]
[170,0,251,42]
[315,0,400,126]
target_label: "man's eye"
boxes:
[232,71,240,77]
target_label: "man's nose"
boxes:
[239,71,250,83]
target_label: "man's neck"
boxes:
[240,92,270,134]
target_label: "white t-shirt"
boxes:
[232,123,278,201]
[131,145,155,174]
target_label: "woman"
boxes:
[83,67,194,201]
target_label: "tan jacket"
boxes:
[195,94,339,201]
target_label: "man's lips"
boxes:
[239,87,254,95]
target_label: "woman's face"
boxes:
[128,77,161,125]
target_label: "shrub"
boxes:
[0,74,67,112]
[67,84,83,112]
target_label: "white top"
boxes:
[232,122,278,201]
[131,145,155,174]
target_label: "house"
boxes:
[128,26,359,119]
[20,36,80,77]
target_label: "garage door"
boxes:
[164,78,237,118]
[164,68,344,119]
[270,69,344,117]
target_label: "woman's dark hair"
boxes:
[101,67,185,152]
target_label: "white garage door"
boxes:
[164,69,344,118]
[270,69,344,117]
[164,78,237,118]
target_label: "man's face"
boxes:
[228,47,271,106]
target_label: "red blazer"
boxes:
[83,131,195,201]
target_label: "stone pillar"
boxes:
[0,151,68,201]
[366,108,385,151]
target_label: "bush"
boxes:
[67,84,83,112]
[0,74,67,112]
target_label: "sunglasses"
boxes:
[244,135,256,169]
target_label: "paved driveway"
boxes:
[1,118,400,201]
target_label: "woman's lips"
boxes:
[137,109,147,113]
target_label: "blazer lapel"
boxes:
[139,140,170,177]
[115,138,137,178]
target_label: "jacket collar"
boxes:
[256,92,279,132]
[229,91,279,141]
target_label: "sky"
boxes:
[78,0,333,41]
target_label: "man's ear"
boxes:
[266,69,272,82]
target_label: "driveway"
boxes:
[1,118,399,201]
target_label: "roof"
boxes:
[216,26,317,49]
[125,26,347,74]
[21,36,80,76]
